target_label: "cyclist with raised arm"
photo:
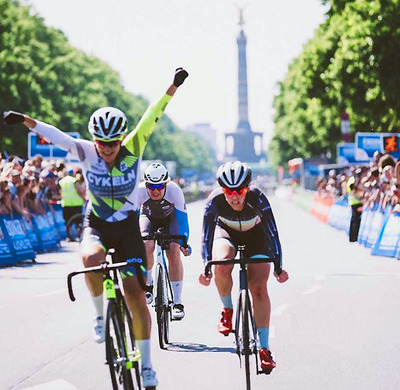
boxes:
[137,162,191,320]
[3,67,189,389]
[198,160,289,374]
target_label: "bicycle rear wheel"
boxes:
[155,265,169,349]
[105,300,138,390]
[235,289,252,390]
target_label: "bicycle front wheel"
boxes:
[236,289,252,390]
[155,265,169,349]
[105,300,136,390]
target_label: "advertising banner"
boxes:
[355,132,400,161]
[0,222,14,266]
[0,216,36,262]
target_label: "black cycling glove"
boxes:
[173,67,189,87]
[3,110,25,125]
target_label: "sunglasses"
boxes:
[95,139,122,148]
[146,183,166,191]
[222,187,249,196]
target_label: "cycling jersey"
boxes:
[137,181,189,240]
[201,186,282,268]
[31,94,171,222]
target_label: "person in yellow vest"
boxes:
[59,169,85,228]
[346,168,363,242]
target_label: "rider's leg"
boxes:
[213,239,236,334]
[81,234,107,343]
[143,240,155,286]
[213,238,235,302]
[248,262,271,347]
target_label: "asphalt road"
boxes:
[1,194,400,390]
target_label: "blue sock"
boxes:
[220,294,233,309]
[257,328,270,349]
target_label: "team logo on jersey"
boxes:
[120,162,128,172]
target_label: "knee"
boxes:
[215,266,232,279]
[82,252,103,268]
[249,284,268,301]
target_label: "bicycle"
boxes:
[67,250,148,390]
[66,212,84,241]
[142,229,188,350]
[204,245,281,390]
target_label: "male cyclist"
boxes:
[3,67,189,389]
[199,160,289,374]
[137,163,191,320]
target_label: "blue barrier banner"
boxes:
[52,204,67,240]
[0,221,14,266]
[371,212,400,257]
[46,211,61,244]
[1,215,36,262]
[365,208,388,248]
[31,214,58,251]
[20,216,41,252]
[358,207,375,245]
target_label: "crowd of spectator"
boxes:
[316,151,400,213]
[0,152,86,221]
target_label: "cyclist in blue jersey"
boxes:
[3,67,189,389]
[137,163,191,319]
[199,160,289,374]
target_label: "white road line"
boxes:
[314,274,325,281]
[0,305,5,310]
[22,379,78,389]
[35,289,65,298]
[302,285,322,295]
[271,303,291,316]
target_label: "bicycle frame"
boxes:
[142,229,188,349]
[205,246,281,389]
[67,251,147,389]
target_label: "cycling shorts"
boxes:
[214,222,270,259]
[81,212,147,279]
[139,213,180,245]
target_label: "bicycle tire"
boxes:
[105,300,135,390]
[66,213,84,241]
[155,265,168,349]
[240,290,252,390]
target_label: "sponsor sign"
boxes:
[355,132,400,161]
[28,132,80,160]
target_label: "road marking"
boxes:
[302,285,322,295]
[35,289,65,298]
[22,379,78,389]
[314,274,325,281]
[271,303,291,316]
[0,306,5,309]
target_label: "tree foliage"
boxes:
[270,0,400,166]
[0,0,214,175]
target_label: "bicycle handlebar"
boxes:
[142,230,188,249]
[67,260,148,302]
[205,257,282,277]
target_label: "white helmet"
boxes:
[88,107,128,140]
[144,163,169,184]
[216,160,252,189]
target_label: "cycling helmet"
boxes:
[88,107,128,140]
[144,163,169,184]
[216,160,252,189]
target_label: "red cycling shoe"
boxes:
[217,308,233,336]
[259,348,276,374]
